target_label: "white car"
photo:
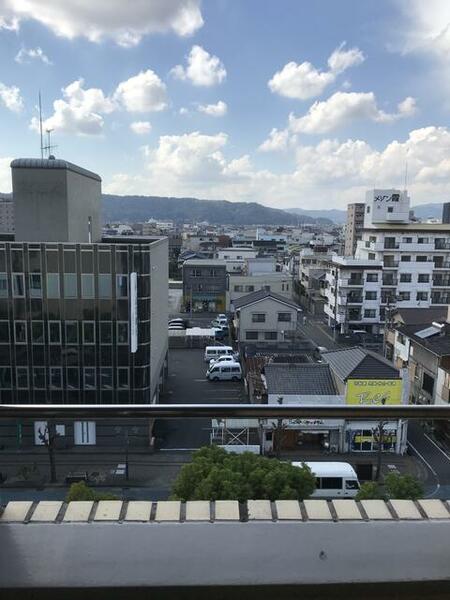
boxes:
[209,355,239,368]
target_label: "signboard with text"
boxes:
[346,379,402,405]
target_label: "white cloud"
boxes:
[130,121,152,135]
[258,128,291,152]
[197,100,227,116]
[15,46,52,65]
[396,0,450,57]
[268,43,365,100]
[179,107,189,115]
[30,78,114,136]
[0,0,203,46]
[289,92,417,134]
[171,45,226,86]
[114,70,167,112]
[327,42,365,74]
[106,126,450,210]
[0,157,12,192]
[0,82,24,112]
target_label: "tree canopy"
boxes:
[171,446,316,502]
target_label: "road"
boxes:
[407,422,450,499]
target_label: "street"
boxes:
[407,422,450,498]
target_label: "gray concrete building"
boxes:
[182,259,227,312]
[0,158,168,449]
[0,196,14,233]
[344,203,365,256]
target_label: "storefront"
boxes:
[344,420,408,454]
[263,418,344,454]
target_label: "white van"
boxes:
[292,461,360,498]
[206,362,242,381]
[204,346,234,363]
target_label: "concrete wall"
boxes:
[237,297,299,342]
[150,238,169,403]
[66,169,101,242]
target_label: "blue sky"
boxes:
[1,0,450,209]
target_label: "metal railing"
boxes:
[1,403,450,419]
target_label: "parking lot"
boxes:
[155,348,245,450]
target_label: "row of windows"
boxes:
[0,247,149,275]
[0,273,129,299]
[245,331,278,340]
[251,312,292,323]
[0,366,130,390]
[0,320,129,345]
[396,292,429,302]
[190,269,221,277]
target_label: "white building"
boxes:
[325,189,450,333]
[228,257,292,308]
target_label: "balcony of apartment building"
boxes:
[346,292,363,304]
[434,238,450,251]
[383,238,400,250]
[431,292,450,304]
[382,273,398,286]
[347,307,362,321]
[383,258,399,268]
[433,258,450,269]
[432,275,450,287]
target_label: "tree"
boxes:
[356,482,385,501]
[170,445,316,501]
[38,422,59,483]
[384,473,423,500]
[65,481,118,502]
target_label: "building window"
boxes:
[278,312,292,322]
[252,313,266,323]
[366,206,370,213]
[365,291,377,300]
[118,367,129,389]
[0,273,7,297]
[14,321,27,344]
[399,273,412,283]
[33,367,46,389]
[0,367,11,389]
[117,322,129,344]
[264,331,278,340]
[0,321,9,343]
[398,333,406,344]
[387,207,394,213]
[418,237,429,244]
[29,274,42,298]
[400,256,411,262]
[74,421,96,445]
[416,256,427,262]
[65,321,78,344]
[209,269,217,277]
[245,285,254,292]
[116,274,128,297]
[245,331,258,340]
[98,274,112,298]
[234,285,243,292]
[12,273,24,297]
[48,321,61,344]
[64,273,78,298]
[366,273,378,282]
[192,269,201,277]
[50,367,62,389]
[46,273,60,298]
[83,321,96,344]
[364,309,376,318]
[422,372,435,395]
[368,253,376,260]
[398,292,410,301]
[83,367,96,390]
[100,367,113,389]
[81,274,95,298]
[16,367,29,389]
[418,274,430,283]
[416,292,428,301]
[67,367,79,389]
[100,321,112,344]
[402,237,412,243]
[31,321,44,344]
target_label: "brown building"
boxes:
[344,202,365,256]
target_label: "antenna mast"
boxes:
[38,92,44,159]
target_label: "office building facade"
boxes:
[344,203,364,256]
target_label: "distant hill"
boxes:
[102,195,331,226]
[286,207,347,224]
[410,203,445,220]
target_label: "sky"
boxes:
[1,0,450,210]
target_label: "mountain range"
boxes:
[102,194,332,226]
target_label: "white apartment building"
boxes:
[228,257,292,308]
[325,189,450,333]
[298,248,335,315]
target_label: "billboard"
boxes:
[346,379,402,405]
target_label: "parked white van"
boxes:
[204,346,234,363]
[206,362,242,381]
[292,461,360,498]
[209,355,238,368]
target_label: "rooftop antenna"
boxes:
[38,91,44,159]
[43,128,57,159]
